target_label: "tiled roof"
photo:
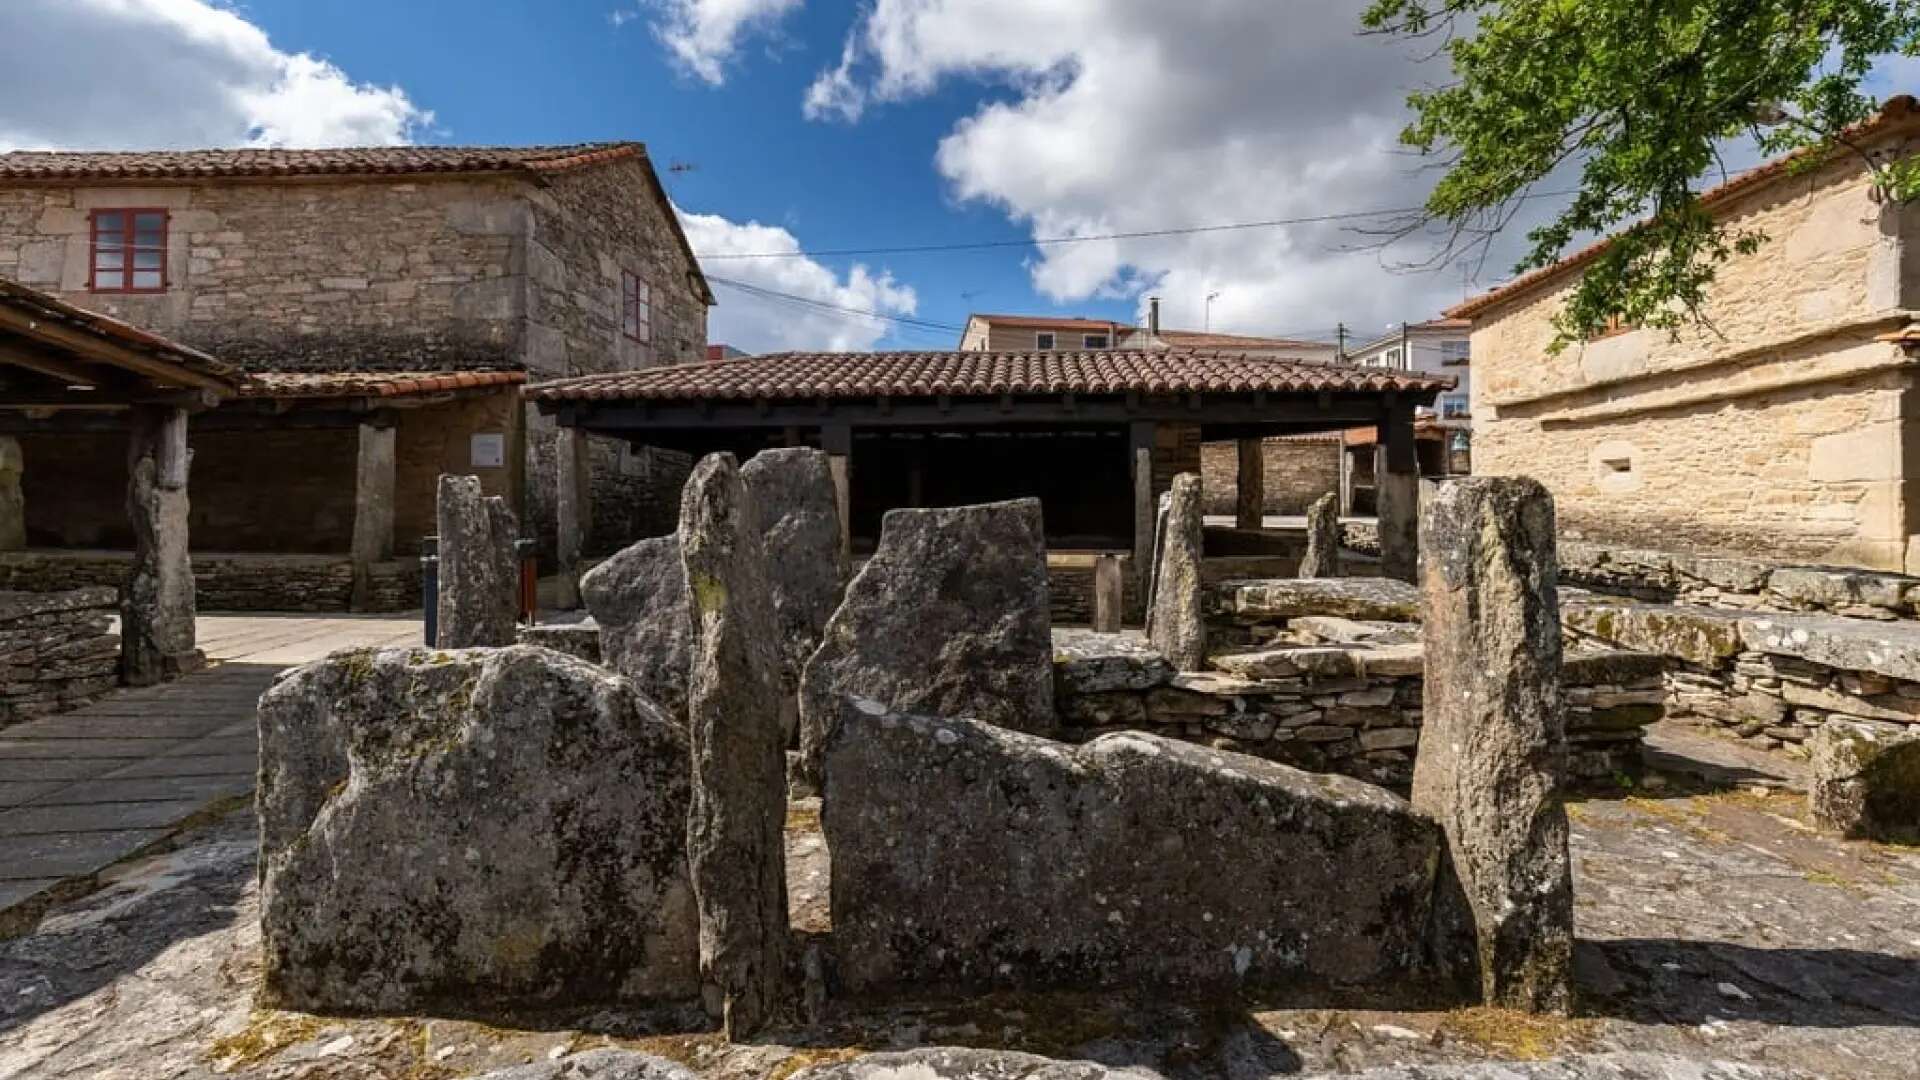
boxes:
[238,370,526,400]
[1149,329,1333,351]
[0,276,242,390]
[1448,95,1920,320]
[528,350,1451,403]
[0,144,642,182]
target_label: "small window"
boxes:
[1589,313,1636,342]
[1382,346,1404,369]
[90,208,168,293]
[1440,394,1470,419]
[1440,339,1471,365]
[622,270,651,344]
[1083,333,1109,349]
[1035,332,1055,350]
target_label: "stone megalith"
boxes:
[1412,476,1574,1014]
[797,498,1054,789]
[436,474,519,648]
[741,447,848,736]
[824,699,1441,996]
[1299,491,1341,578]
[1147,473,1206,670]
[256,644,699,1014]
[1808,719,1920,841]
[581,535,693,722]
[121,407,201,686]
[679,453,791,1038]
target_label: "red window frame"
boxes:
[89,208,169,294]
[621,270,651,344]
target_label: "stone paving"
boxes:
[0,614,417,934]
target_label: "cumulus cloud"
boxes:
[0,0,429,151]
[645,0,805,85]
[678,208,921,352]
[805,0,1545,336]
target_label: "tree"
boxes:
[1363,0,1920,344]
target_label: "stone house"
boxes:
[1452,95,1920,574]
[0,145,711,607]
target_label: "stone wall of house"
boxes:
[1468,125,1920,572]
[0,587,119,729]
[393,391,526,554]
[1149,422,1202,498]
[0,551,419,612]
[1199,436,1341,516]
[0,177,529,371]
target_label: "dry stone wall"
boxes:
[1557,541,1920,618]
[0,587,119,728]
[1199,436,1342,516]
[0,550,417,612]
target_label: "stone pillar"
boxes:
[1148,473,1206,670]
[1235,437,1265,529]
[554,427,590,610]
[121,406,200,687]
[679,453,789,1039]
[822,423,852,564]
[1378,408,1420,582]
[1413,476,1573,1015]
[435,474,519,648]
[1092,553,1125,633]
[1338,442,1355,516]
[349,421,396,612]
[1299,491,1340,578]
[1130,422,1157,608]
[0,435,23,551]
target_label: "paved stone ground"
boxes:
[0,615,417,935]
[1,739,1915,1080]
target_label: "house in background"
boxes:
[0,144,711,608]
[1339,317,1473,513]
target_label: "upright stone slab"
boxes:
[824,700,1442,995]
[1147,473,1206,670]
[436,474,519,648]
[1091,553,1126,633]
[1808,719,1920,841]
[1143,490,1172,636]
[256,645,699,1013]
[679,453,791,1037]
[121,406,200,686]
[798,498,1054,789]
[1413,477,1574,1014]
[741,447,848,736]
[1300,491,1341,578]
[583,536,693,721]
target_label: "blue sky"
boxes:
[2,1,1916,354]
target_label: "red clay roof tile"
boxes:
[0,144,644,182]
[238,370,525,400]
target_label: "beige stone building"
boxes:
[1453,96,1920,573]
[0,145,711,607]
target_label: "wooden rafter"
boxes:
[0,304,232,394]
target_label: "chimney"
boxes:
[1148,296,1161,338]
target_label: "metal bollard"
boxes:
[516,538,539,626]
[420,535,439,648]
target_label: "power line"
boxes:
[707,274,966,338]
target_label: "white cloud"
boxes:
[0,0,428,151]
[646,0,804,86]
[806,0,1546,336]
[678,208,921,352]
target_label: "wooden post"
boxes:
[122,405,199,686]
[1235,437,1265,529]
[822,423,852,563]
[349,419,397,611]
[554,427,589,609]
[1129,421,1157,615]
[1378,404,1420,582]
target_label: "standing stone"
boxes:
[679,453,790,1038]
[1808,719,1920,841]
[1412,476,1574,1014]
[436,474,519,648]
[582,536,693,722]
[798,498,1054,789]
[741,447,848,738]
[121,406,200,686]
[1299,491,1341,579]
[1147,473,1206,671]
[256,645,699,1013]
[1143,490,1172,636]
[1091,553,1126,633]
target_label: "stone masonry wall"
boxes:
[1199,436,1342,516]
[393,391,526,554]
[1468,126,1920,571]
[1558,540,1920,618]
[0,551,419,612]
[0,587,119,729]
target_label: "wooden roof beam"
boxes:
[0,339,108,389]
[0,305,234,395]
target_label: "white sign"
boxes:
[470,432,506,469]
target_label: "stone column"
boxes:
[679,453,789,1039]
[1378,407,1420,582]
[1412,476,1573,1015]
[349,420,396,612]
[822,423,852,564]
[0,436,24,551]
[1092,553,1125,632]
[1235,437,1265,529]
[1148,473,1206,670]
[1338,442,1355,516]
[435,474,519,648]
[1130,422,1157,609]
[121,406,200,686]
[554,427,590,610]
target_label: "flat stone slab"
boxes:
[1051,628,1176,693]
[0,828,170,880]
[1562,602,1746,668]
[0,799,211,836]
[1211,577,1420,624]
[1737,613,1920,682]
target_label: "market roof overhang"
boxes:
[0,277,243,413]
[530,350,1452,451]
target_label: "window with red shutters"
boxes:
[90,209,168,293]
[621,270,651,344]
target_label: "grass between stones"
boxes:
[1437,1006,1600,1060]
[204,1009,332,1070]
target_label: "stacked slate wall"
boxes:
[0,587,119,728]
